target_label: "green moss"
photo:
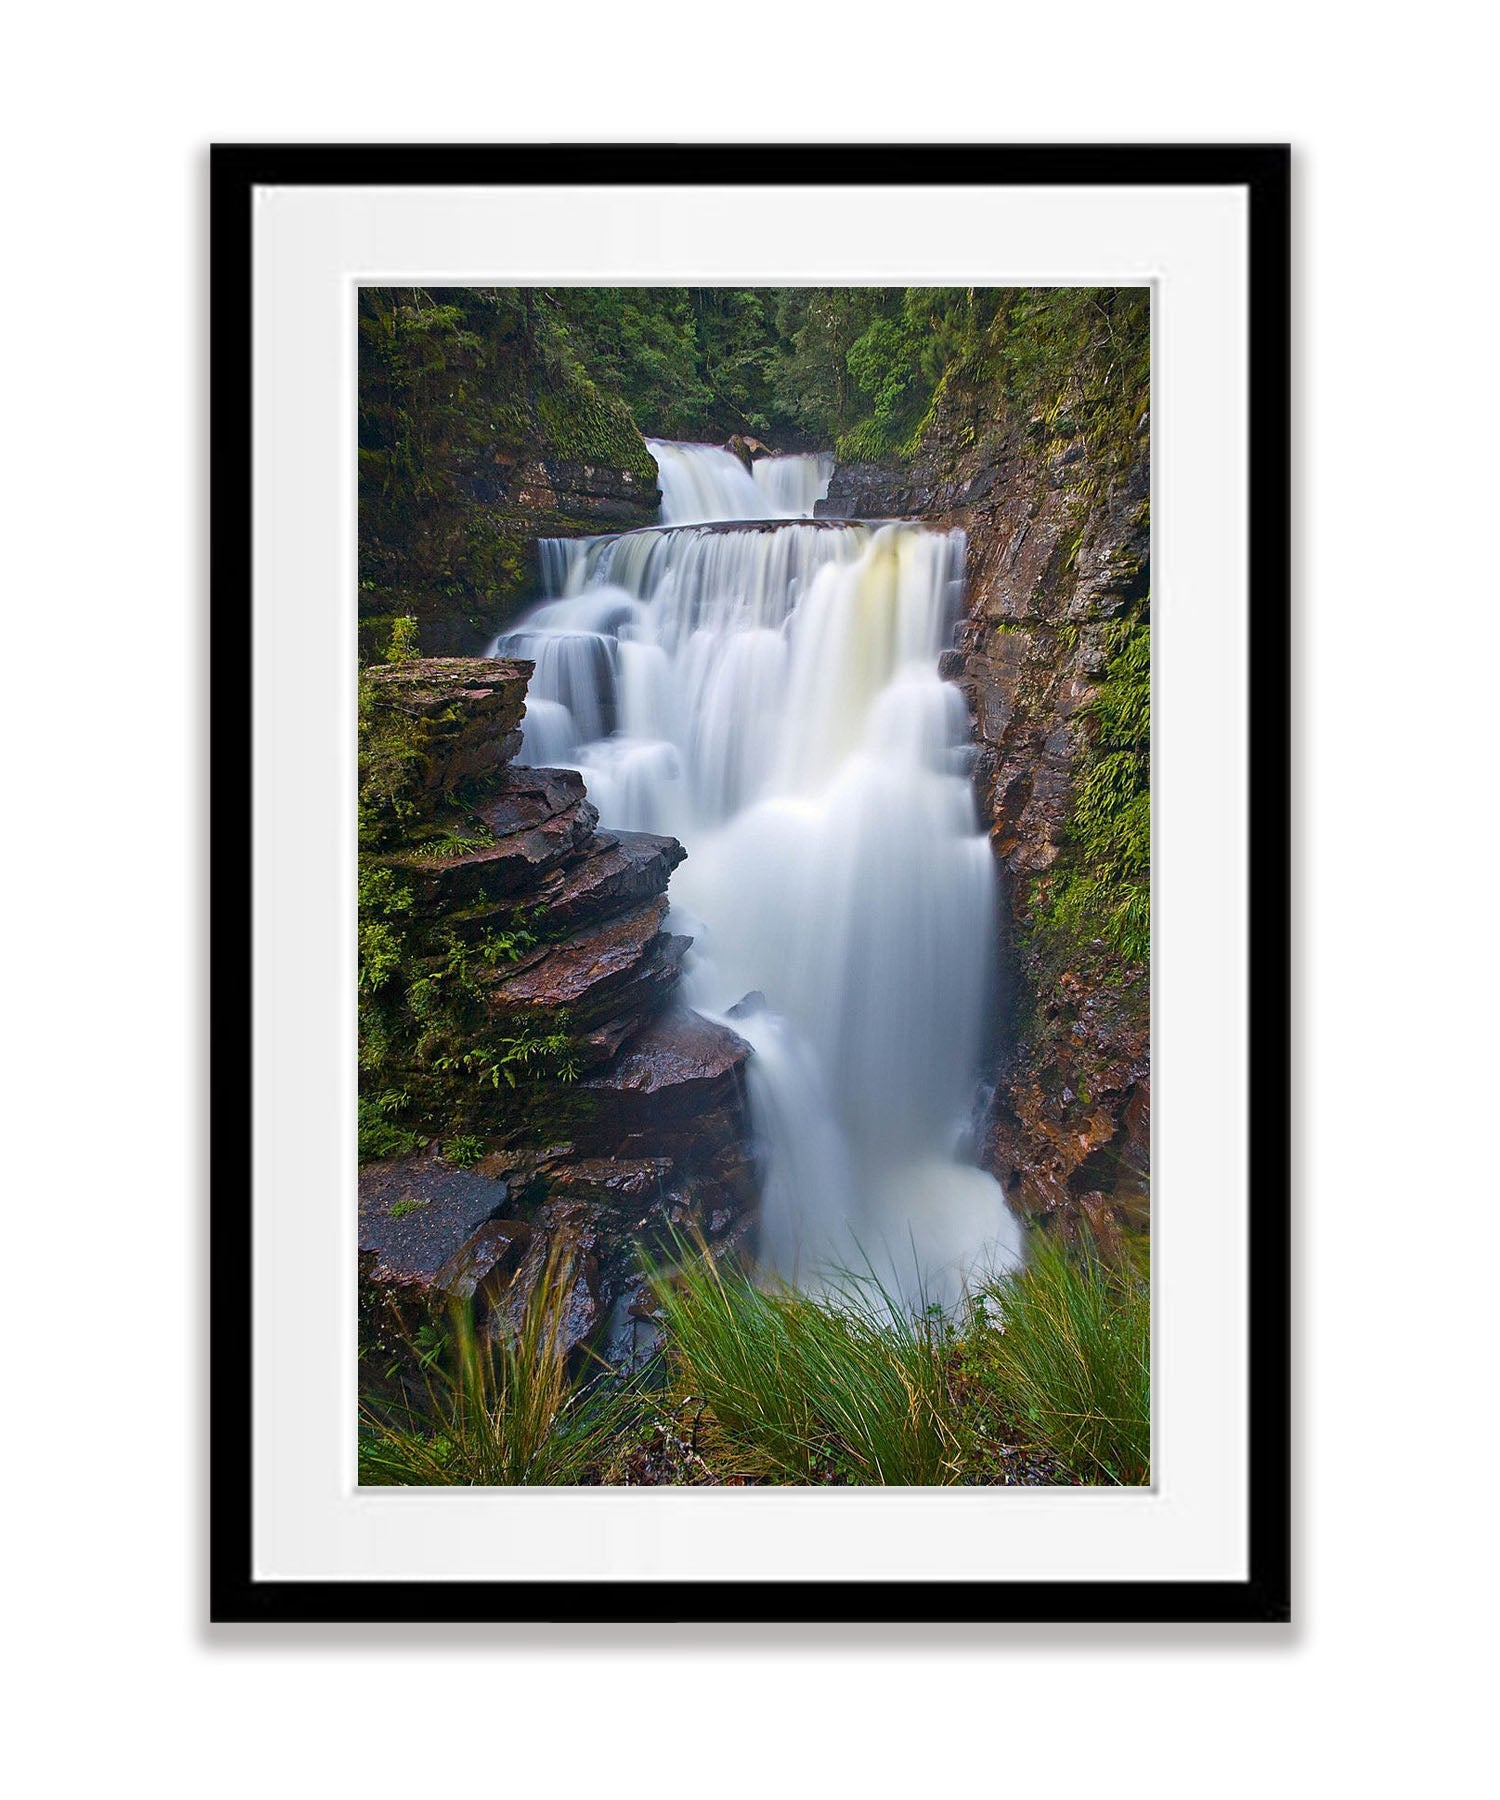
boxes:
[536,382,657,479]
[357,680,433,848]
[357,819,595,1161]
[835,413,927,464]
[453,515,530,606]
[1027,607,1151,974]
[913,289,1149,480]
[359,1090,426,1162]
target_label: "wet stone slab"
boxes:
[358,1159,515,1288]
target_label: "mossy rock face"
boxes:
[365,657,532,792]
[534,387,659,479]
[359,289,661,658]
[358,657,534,848]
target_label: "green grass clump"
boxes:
[359,1249,631,1486]
[357,1226,1150,1488]
[441,1133,486,1169]
[654,1230,1148,1487]
[652,1251,965,1485]
[967,1231,1150,1485]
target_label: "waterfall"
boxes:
[490,443,1021,1305]
[650,440,835,524]
[753,450,834,518]
[650,440,772,525]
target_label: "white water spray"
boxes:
[649,439,834,525]
[491,441,1021,1304]
[650,440,771,525]
[752,448,834,518]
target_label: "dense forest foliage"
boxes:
[360,284,1149,468]
[543,285,1146,460]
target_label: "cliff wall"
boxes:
[825,335,1150,1235]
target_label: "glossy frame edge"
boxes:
[208,142,1291,1626]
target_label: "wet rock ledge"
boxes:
[358,657,756,1355]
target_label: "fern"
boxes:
[432,1014,582,1090]
[383,614,421,663]
[1030,609,1150,968]
[419,828,496,862]
[441,1134,486,1169]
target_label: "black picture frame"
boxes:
[210,143,1290,1626]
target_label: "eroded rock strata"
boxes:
[357,658,755,1352]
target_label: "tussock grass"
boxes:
[358,1250,632,1486]
[651,1250,966,1485]
[357,1226,1150,1488]
[969,1230,1150,1485]
[653,1228,1148,1487]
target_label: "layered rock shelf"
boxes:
[358,657,755,1354]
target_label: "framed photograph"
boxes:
[212,143,1289,1623]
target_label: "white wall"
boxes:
[4,5,1493,1795]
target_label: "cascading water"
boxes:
[751,448,834,518]
[491,442,1022,1305]
[649,439,833,524]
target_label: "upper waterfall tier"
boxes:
[648,439,833,525]
[751,450,834,519]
